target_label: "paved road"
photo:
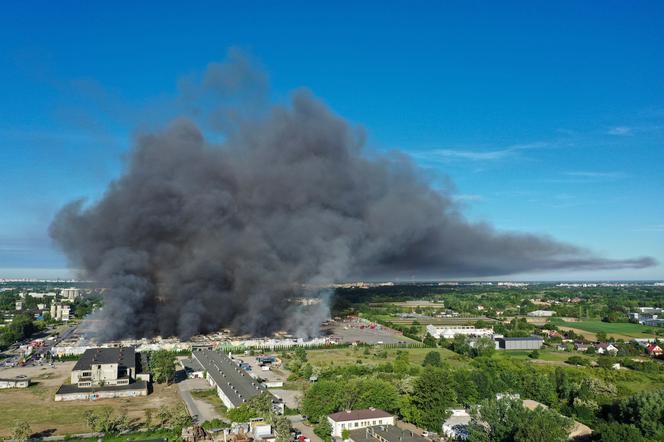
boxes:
[177,377,223,423]
[288,415,323,442]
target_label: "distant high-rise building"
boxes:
[60,288,81,300]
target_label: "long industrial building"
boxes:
[193,349,274,410]
[426,324,494,340]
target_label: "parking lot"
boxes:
[323,317,416,344]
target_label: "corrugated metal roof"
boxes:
[193,350,266,407]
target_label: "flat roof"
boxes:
[349,426,425,442]
[193,350,266,407]
[56,380,147,395]
[73,347,136,371]
[329,409,393,422]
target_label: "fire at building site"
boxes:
[49,51,655,342]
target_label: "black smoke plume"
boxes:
[50,53,656,340]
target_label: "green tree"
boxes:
[11,419,32,442]
[472,336,496,358]
[514,406,571,442]
[594,422,646,442]
[302,363,314,380]
[228,403,259,423]
[393,350,410,374]
[468,398,570,442]
[468,398,526,442]
[149,350,176,384]
[314,419,333,442]
[274,416,292,442]
[341,428,351,440]
[411,367,457,431]
[302,380,341,423]
[619,389,664,438]
[294,347,308,362]
[422,351,442,367]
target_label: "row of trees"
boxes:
[300,345,664,440]
[225,393,292,442]
[0,313,41,350]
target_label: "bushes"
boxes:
[302,378,400,423]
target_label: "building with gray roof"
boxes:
[193,349,269,409]
[496,336,543,350]
[56,346,148,401]
[348,426,426,442]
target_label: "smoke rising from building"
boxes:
[50,52,656,340]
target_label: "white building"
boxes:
[61,287,81,300]
[426,324,494,340]
[527,310,555,317]
[50,303,71,321]
[28,292,56,299]
[55,346,149,401]
[327,409,395,437]
[0,375,30,389]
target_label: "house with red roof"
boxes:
[645,343,663,356]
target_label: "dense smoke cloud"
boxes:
[50,52,656,340]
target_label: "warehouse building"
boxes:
[426,324,494,340]
[496,336,544,350]
[527,310,555,317]
[193,350,283,412]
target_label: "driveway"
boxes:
[177,377,223,423]
[288,415,323,442]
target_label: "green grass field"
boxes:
[306,346,468,368]
[493,349,593,365]
[554,319,656,339]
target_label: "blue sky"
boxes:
[0,1,662,280]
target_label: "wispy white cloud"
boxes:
[538,170,628,184]
[607,126,633,136]
[413,142,548,163]
[564,171,628,180]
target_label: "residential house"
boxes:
[645,343,663,356]
[595,343,618,355]
[574,342,589,352]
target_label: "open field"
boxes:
[306,346,468,368]
[554,319,656,340]
[493,349,594,366]
[0,362,182,438]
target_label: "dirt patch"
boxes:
[0,363,182,438]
